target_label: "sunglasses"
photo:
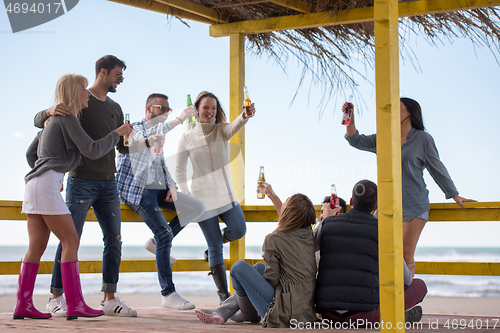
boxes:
[152,105,172,112]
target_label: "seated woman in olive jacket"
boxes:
[194,184,317,328]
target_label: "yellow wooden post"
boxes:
[374,0,405,331]
[228,34,246,290]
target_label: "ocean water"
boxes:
[414,247,500,297]
[0,246,499,297]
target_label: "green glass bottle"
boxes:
[187,94,195,124]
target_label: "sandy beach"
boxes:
[1,294,499,317]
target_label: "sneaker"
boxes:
[144,238,177,264]
[162,292,195,310]
[100,296,137,317]
[46,295,67,317]
[144,237,156,254]
[405,305,423,323]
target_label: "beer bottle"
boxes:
[257,166,266,199]
[187,94,196,124]
[243,86,254,118]
[124,114,131,147]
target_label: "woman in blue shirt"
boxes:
[345,97,475,276]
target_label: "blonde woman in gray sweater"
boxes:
[176,91,255,303]
[14,74,132,320]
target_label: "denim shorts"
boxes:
[403,211,429,222]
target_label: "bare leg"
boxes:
[103,292,114,302]
[42,214,80,301]
[403,217,427,276]
[41,214,80,263]
[24,214,51,263]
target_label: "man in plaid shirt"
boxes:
[116,93,205,310]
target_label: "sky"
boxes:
[0,0,499,250]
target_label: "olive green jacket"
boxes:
[263,228,317,328]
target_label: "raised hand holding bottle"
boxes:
[341,95,354,126]
[243,86,255,118]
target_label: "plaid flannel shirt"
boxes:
[116,118,176,205]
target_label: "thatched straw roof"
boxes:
[113,0,500,107]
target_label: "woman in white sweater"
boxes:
[176,91,255,303]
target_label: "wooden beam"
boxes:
[228,34,246,288]
[155,0,221,22]
[399,0,500,17]
[210,6,374,36]
[210,0,500,36]
[107,0,218,24]
[417,262,500,276]
[1,201,499,222]
[229,34,246,206]
[2,259,500,275]
[213,0,268,8]
[375,0,405,330]
[269,0,312,14]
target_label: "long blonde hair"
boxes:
[55,74,88,115]
[276,194,316,233]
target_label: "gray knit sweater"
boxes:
[34,95,128,180]
[26,114,119,183]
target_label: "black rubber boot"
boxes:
[209,264,230,304]
[229,296,261,323]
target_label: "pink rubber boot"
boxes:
[13,261,52,319]
[60,261,104,320]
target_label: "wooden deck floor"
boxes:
[2,308,500,332]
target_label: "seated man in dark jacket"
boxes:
[315,179,427,327]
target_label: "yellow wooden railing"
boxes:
[0,200,499,276]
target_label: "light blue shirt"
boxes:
[345,128,459,221]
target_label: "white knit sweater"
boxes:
[176,112,248,211]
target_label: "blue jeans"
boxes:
[125,189,205,296]
[231,261,275,318]
[198,202,246,267]
[50,177,122,294]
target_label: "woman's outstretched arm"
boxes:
[259,182,282,216]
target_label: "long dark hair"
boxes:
[400,97,425,131]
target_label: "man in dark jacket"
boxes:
[315,180,427,327]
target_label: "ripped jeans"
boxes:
[126,189,205,296]
[51,177,122,295]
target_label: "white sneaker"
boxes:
[99,296,137,317]
[161,292,195,310]
[144,237,156,254]
[46,295,67,317]
[144,237,177,264]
